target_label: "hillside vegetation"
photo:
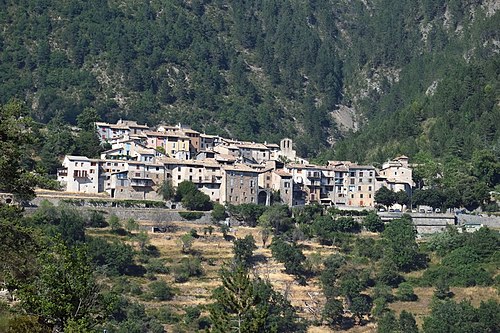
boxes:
[1,0,498,159]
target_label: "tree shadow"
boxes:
[125,264,147,277]
[251,254,268,264]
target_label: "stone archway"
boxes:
[258,189,271,206]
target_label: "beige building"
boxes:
[346,165,376,207]
[95,119,149,144]
[164,158,223,203]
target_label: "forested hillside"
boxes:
[0,0,499,159]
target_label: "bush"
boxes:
[146,258,169,274]
[396,282,417,301]
[363,212,384,232]
[86,210,107,228]
[173,257,203,283]
[149,281,174,301]
[179,211,204,220]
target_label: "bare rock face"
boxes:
[331,105,359,134]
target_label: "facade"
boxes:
[59,119,415,210]
[95,119,148,144]
[58,156,103,194]
[346,165,376,207]
[220,165,260,205]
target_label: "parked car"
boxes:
[435,208,441,213]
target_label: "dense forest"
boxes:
[1,0,498,160]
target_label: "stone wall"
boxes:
[24,206,212,224]
[457,214,500,228]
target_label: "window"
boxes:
[350,172,355,177]
[368,186,372,191]
[178,175,181,180]
[358,186,361,191]
[359,172,363,177]
[135,173,140,177]
[350,179,355,185]
[360,194,364,198]
[189,168,193,172]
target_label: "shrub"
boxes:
[146,258,169,274]
[396,282,417,301]
[149,281,174,301]
[173,257,203,283]
[87,210,107,228]
[179,211,204,220]
[363,212,384,232]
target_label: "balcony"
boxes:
[131,177,153,187]
[73,170,89,178]
[307,172,321,179]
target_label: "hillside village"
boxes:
[58,119,413,209]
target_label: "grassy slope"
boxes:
[88,220,499,332]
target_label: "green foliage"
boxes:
[233,235,257,267]
[209,263,304,333]
[108,214,121,231]
[396,282,417,302]
[422,299,500,333]
[270,237,306,282]
[178,233,194,254]
[229,203,267,227]
[30,202,86,245]
[211,203,227,222]
[382,216,424,272]
[125,217,139,233]
[363,212,385,232]
[179,211,204,220]
[16,241,102,331]
[377,310,418,333]
[0,100,35,201]
[157,179,175,201]
[175,181,212,211]
[257,204,292,234]
[175,181,199,202]
[173,257,203,283]
[87,237,134,276]
[422,227,498,287]
[374,187,396,208]
[354,237,383,261]
[86,210,107,228]
[148,281,174,301]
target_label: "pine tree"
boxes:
[209,264,267,333]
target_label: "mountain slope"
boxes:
[0,0,498,160]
